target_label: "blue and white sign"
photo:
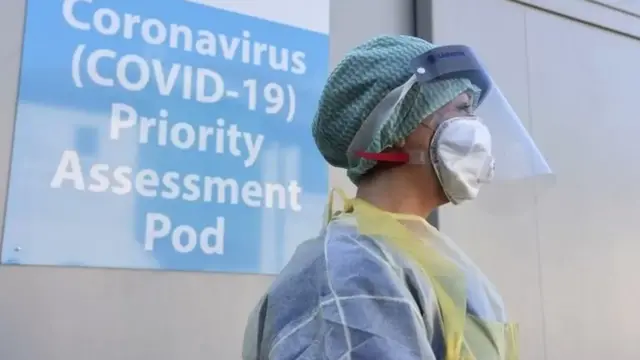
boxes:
[1,0,330,274]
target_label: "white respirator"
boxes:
[429,116,495,204]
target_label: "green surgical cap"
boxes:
[312,35,475,183]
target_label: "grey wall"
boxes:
[0,1,415,359]
[2,0,639,359]
[432,1,640,359]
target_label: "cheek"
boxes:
[405,127,435,150]
[423,132,436,149]
[438,106,465,120]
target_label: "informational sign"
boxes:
[1,0,330,274]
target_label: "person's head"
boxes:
[312,35,493,216]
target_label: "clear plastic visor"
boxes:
[474,81,552,183]
[348,44,555,213]
[472,79,554,214]
[409,45,553,185]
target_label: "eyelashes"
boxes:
[456,103,473,114]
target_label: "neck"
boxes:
[355,166,444,218]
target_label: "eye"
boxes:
[456,103,473,114]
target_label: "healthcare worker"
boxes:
[242,35,551,360]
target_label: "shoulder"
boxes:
[321,217,408,298]
[251,217,443,359]
[270,216,406,300]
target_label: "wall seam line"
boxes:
[522,10,550,360]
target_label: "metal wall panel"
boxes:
[512,0,640,39]
[429,0,640,359]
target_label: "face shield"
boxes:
[347,44,554,213]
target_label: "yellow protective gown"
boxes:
[243,189,518,359]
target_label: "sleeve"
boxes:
[268,231,437,360]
